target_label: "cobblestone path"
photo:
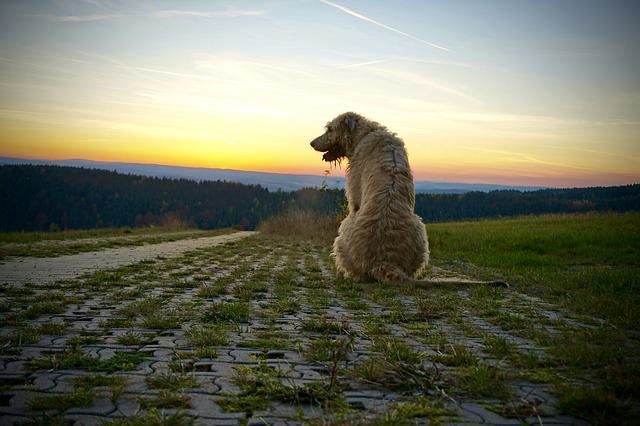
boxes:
[0,234,608,425]
[0,232,254,285]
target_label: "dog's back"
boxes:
[333,128,429,282]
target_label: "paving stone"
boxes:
[0,234,597,425]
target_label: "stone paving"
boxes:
[0,231,254,285]
[0,234,610,425]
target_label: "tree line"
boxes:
[0,165,638,232]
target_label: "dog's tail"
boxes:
[370,263,508,288]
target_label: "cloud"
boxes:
[153,9,264,18]
[319,0,450,52]
[50,8,264,22]
[336,59,390,69]
[54,14,125,22]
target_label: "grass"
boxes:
[231,359,349,411]
[554,384,631,425]
[27,388,94,412]
[453,365,511,400]
[26,349,145,373]
[432,344,478,367]
[203,301,250,323]
[428,212,640,329]
[101,410,193,426]
[258,210,338,240]
[28,374,128,412]
[373,397,453,425]
[185,325,228,357]
[218,394,270,413]
[147,372,198,391]
[139,391,191,409]
[301,318,350,335]
[117,332,154,346]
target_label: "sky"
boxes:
[1,0,639,187]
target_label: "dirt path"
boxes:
[0,231,255,285]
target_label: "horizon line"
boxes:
[3,154,640,190]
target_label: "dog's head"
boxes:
[310,112,362,162]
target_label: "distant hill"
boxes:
[1,164,638,232]
[0,157,545,193]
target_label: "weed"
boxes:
[482,335,515,358]
[554,384,630,425]
[301,318,349,335]
[24,302,66,319]
[350,355,436,393]
[26,349,145,373]
[203,301,250,323]
[454,365,511,400]
[486,400,545,419]
[139,391,191,409]
[373,397,453,425]
[117,332,153,346]
[67,335,103,347]
[217,394,270,413]
[37,322,69,335]
[197,284,227,298]
[142,312,181,330]
[415,294,454,319]
[100,317,134,328]
[27,388,94,412]
[72,374,127,389]
[271,297,300,315]
[147,372,197,391]
[433,345,478,367]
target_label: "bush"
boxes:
[257,210,338,240]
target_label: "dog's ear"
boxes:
[345,115,358,132]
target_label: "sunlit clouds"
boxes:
[1,0,639,187]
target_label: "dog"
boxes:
[311,112,506,287]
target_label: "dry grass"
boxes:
[258,211,338,240]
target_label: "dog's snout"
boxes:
[310,134,328,152]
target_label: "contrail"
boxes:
[319,0,450,52]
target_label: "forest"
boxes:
[1,165,638,231]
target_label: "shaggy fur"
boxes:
[311,112,427,283]
[311,112,506,287]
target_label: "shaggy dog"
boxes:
[311,112,505,287]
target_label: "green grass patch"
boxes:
[101,409,193,426]
[27,388,94,412]
[139,390,191,409]
[217,394,270,414]
[554,384,630,425]
[26,349,145,373]
[433,345,478,367]
[428,212,640,329]
[203,301,250,323]
[301,318,349,335]
[453,365,511,400]
[147,372,197,391]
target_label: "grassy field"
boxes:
[427,212,640,329]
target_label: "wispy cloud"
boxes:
[153,9,264,18]
[54,14,125,22]
[50,9,264,22]
[319,0,450,52]
[336,59,389,69]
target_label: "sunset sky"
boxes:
[1,0,639,187]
